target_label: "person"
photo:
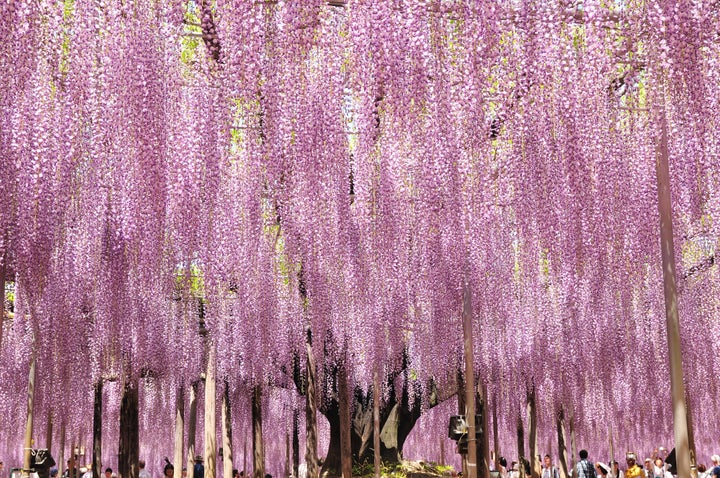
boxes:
[138,461,151,478]
[232,471,239,478]
[105,468,113,478]
[498,457,508,478]
[698,464,708,478]
[654,459,671,478]
[709,456,720,478]
[596,462,610,478]
[576,450,597,478]
[1,461,5,478]
[181,469,187,478]
[644,458,654,478]
[625,453,643,478]
[163,463,174,478]
[193,456,204,478]
[610,461,624,478]
[543,455,560,478]
[62,460,77,478]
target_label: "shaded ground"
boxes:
[351,460,457,478]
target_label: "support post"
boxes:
[222,383,233,478]
[655,105,691,478]
[93,381,103,478]
[205,345,217,478]
[338,359,352,478]
[527,386,539,478]
[492,395,500,472]
[187,381,199,475]
[462,282,478,478]
[292,409,299,478]
[373,369,381,478]
[23,351,37,478]
[568,409,576,478]
[175,385,185,478]
[252,386,264,478]
[59,420,66,478]
[305,330,318,478]
[46,410,54,455]
[517,413,525,478]
[476,382,490,478]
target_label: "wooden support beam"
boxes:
[462,283,478,478]
[205,346,217,478]
[222,383,233,478]
[187,382,199,476]
[252,386,265,478]
[23,351,37,478]
[175,385,185,478]
[338,360,352,478]
[373,370,381,478]
[93,381,103,478]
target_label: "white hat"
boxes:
[711,455,720,464]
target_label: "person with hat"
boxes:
[193,456,204,478]
[625,453,643,478]
[596,462,611,478]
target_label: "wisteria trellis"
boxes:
[1,0,719,473]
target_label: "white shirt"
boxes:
[139,470,151,478]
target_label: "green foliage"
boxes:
[351,460,456,478]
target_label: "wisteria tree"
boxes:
[1,0,719,478]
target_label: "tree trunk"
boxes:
[222,383,233,478]
[93,381,103,478]
[252,386,264,478]
[175,385,185,475]
[338,362,352,478]
[119,380,139,478]
[517,413,525,478]
[205,345,217,478]
[305,333,319,478]
[23,351,37,478]
[527,386,539,478]
[285,433,290,478]
[187,382,199,476]
[556,408,569,478]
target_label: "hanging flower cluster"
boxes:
[1,0,719,470]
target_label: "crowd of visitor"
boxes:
[493,449,720,478]
[0,457,272,478]
[2,448,720,478]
